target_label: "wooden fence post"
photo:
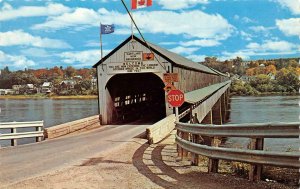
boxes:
[249,138,264,181]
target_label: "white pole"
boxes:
[100,23,104,71]
[175,107,179,122]
[100,23,103,60]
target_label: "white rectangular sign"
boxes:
[107,62,160,74]
[124,51,142,62]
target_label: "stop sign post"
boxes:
[167,90,185,121]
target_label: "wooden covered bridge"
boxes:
[93,35,231,125]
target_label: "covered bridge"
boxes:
[93,35,229,125]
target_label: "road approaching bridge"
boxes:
[0,121,152,187]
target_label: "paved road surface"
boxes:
[0,121,151,186]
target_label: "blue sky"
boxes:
[0,0,299,70]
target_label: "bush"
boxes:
[231,80,259,95]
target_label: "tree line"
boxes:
[201,57,300,95]
[0,66,98,95]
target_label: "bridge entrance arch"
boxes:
[106,73,166,123]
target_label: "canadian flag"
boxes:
[132,0,152,10]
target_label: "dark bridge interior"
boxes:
[106,73,166,124]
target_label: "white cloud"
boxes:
[0,30,72,49]
[0,3,71,21]
[135,10,234,40]
[0,51,36,69]
[186,54,207,62]
[32,8,234,40]
[85,40,100,47]
[276,18,300,38]
[159,41,178,46]
[169,46,199,55]
[219,51,251,61]
[20,48,50,57]
[240,31,252,41]
[274,0,300,15]
[157,0,208,10]
[180,39,221,47]
[249,26,273,33]
[246,40,296,52]
[59,49,110,67]
[220,40,300,60]
[32,8,101,30]
[233,15,255,23]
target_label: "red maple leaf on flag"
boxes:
[138,0,145,6]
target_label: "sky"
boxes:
[0,0,299,70]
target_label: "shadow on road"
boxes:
[131,141,217,189]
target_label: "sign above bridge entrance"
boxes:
[163,73,179,83]
[167,89,185,107]
[164,83,176,93]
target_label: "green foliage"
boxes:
[231,80,259,95]
[276,68,300,92]
[249,74,274,92]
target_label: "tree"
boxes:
[250,74,274,92]
[276,68,300,92]
[264,65,276,74]
[65,66,76,78]
[249,61,259,68]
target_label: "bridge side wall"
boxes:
[172,66,228,93]
[191,85,230,123]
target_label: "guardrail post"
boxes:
[208,137,219,173]
[249,138,264,181]
[36,126,42,142]
[11,127,17,146]
[181,131,189,159]
[191,113,199,166]
[177,129,182,158]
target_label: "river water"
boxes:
[225,95,300,152]
[0,99,99,127]
[0,99,98,146]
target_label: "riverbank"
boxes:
[0,95,98,99]
[230,91,299,96]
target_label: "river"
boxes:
[0,99,99,147]
[225,95,300,152]
[0,99,99,127]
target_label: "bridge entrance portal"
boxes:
[106,73,166,124]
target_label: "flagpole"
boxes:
[130,0,133,39]
[100,23,104,71]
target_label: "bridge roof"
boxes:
[185,81,231,104]
[93,35,220,75]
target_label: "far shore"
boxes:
[230,91,300,96]
[0,95,98,100]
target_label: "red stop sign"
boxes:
[167,90,185,107]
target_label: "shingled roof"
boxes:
[93,35,218,75]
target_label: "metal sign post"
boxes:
[175,107,179,122]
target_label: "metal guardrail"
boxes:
[176,122,300,138]
[0,121,44,146]
[176,135,300,168]
[175,122,300,181]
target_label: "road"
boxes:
[0,121,151,187]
